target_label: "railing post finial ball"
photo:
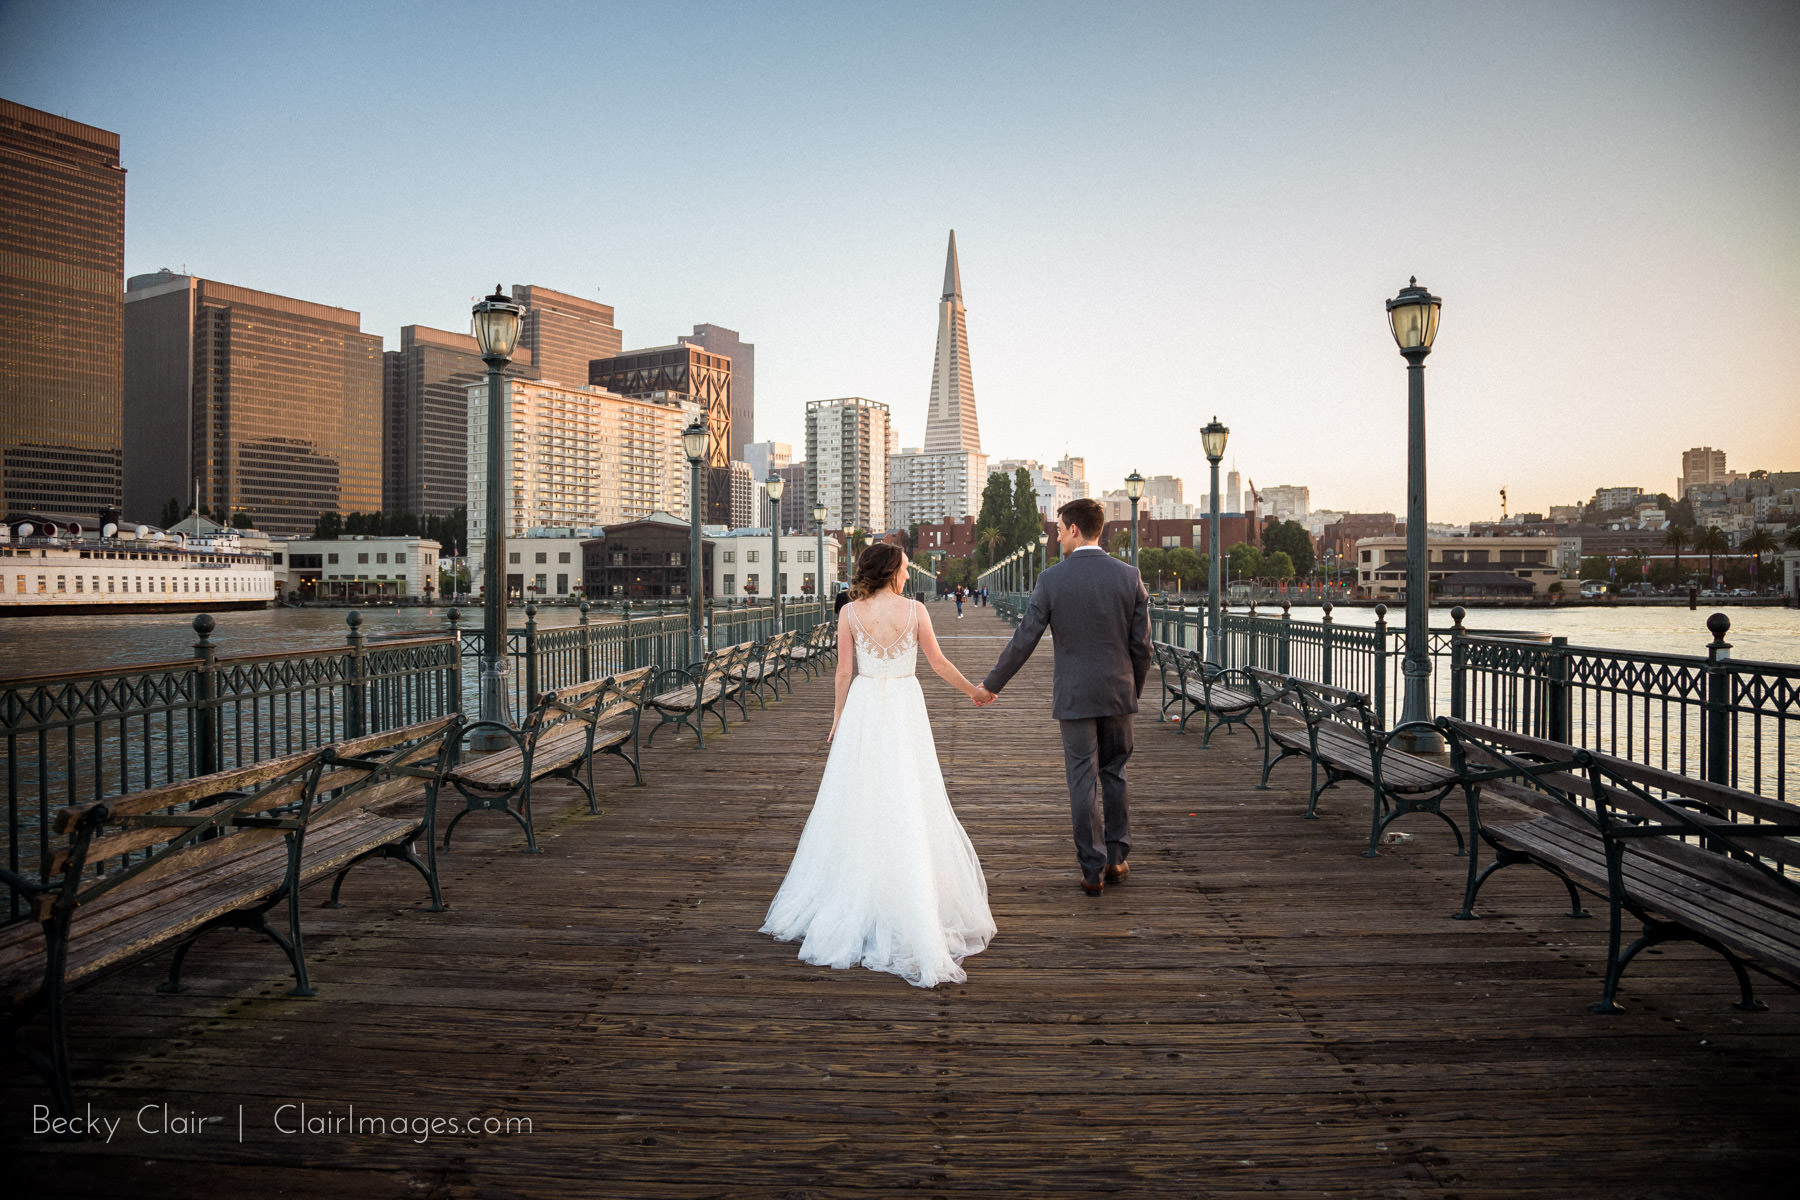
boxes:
[1451,605,1466,626]
[1321,600,1333,617]
[192,613,215,639]
[345,610,362,629]
[1374,603,1388,618]
[1707,612,1731,642]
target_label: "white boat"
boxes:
[0,519,275,615]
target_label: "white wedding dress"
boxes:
[761,599,996,988]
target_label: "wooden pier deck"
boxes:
[7,605,1799,1198]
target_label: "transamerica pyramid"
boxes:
[923,230,982,454]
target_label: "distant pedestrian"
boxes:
[954,585,965,618]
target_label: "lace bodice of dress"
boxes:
[847,600,919,679]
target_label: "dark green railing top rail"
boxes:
[995,591,1798,805]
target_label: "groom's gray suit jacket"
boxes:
[981,548,1152,720]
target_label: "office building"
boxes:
[709,527,839,600]
[1225,469,1243,515]
[1057,455,1089,501]
[277,535,440,603]
[511,284,621,387]
[1,99,126,521]
[806,397,890,532]
[590,343,733,525]
[466,377,696,551]
[742,440,791,483]
[776,462,808,532]
[680,324,754,461]
[730,460,757,529]
[383,324,535,517]
[123,272,382,536]
[889,233,987,526]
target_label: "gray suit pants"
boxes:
[1059,714,1133,881]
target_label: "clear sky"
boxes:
[4,0,1796,523]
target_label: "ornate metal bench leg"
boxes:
[389,838,446,911]
[323,865,353,908]
[158,935,200,994]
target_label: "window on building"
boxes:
[746,573,760,591]
[1361,550,1372,563]
[376,553,388,564]
[535,552,547,564]
[556,573,567,593]
[558,552,570,563]
[74,576,83,593]
[327,553,339,564]
[724,573,736,592]
[670,552,683,566]
[509,552,521,564]
[358,553,370,564]
[724,550,735,563]
[747,550,759,563]
[272,552,284,565]
[534,574,547,592]
[395,553,406,564]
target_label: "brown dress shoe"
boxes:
[1104,861,1130,884]
[1080,876,1104,896]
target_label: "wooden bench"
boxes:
[787,621,836,680]
[729,631,796,709]
[0,716,461,1117]
[1246,667,1464,858]
[1439,717,1800,1014]
[647,642,752,749]
[444,667,654,853]
[1153,643,1260,746]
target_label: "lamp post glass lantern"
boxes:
[766,472,786,627]
[1201,417,1229,665]
[1386,278,1442,750]
[683,419,708,662]
[1125,470,1145,568]
[472,286,523,743]
[812,501,828,605]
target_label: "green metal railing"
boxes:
[995,591,1800,804]
[2,597,835,922]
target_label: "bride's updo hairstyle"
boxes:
[848,542,906,600]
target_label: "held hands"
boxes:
[970,685,997,707]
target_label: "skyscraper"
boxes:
[1679,447,1731,500]
[807,397,891,532]
[680,324,754,461]
[1,99,125,521]
[888,232,987,526]
[511,285,622,387]
[123,272,383,535]
[590,343,734,525]
[383,325,536,517]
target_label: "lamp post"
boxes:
[682,419,708,663]
[1125,471,1145,567]
[766,472,786,629]
[1387,276,1443,748]
[472,286,523,742]
[812,501,828,609]
[1038,532,1049,587]
[1201,417,1229,665]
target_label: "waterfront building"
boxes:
[466,378,697,589]
[590,343,734,525]
[383,324,536,518]
[709,527,839,600]
[276,534,440,603]
[742,440,791,483]
[123,271,382,537]
[511,284,622,387]
[477,529,603,601]
[730,460,756,529]
[580,512,713,600]
[680,324,754,461]
[2,99,125,522]
[0,515,274,613]
[806,397,890,532]
[1260,485,1310,523]
[1355,535,1563,599]
[1318,513,1398,564]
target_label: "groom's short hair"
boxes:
[1058,498,1105,540]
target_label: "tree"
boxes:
[159,497,181,528]
[1166,547,1203,592]
[1662,525,1689,579]
[1693,525,1729,583]
[973,470,1014,570]
[1741,528,1778,588]
[1107,529,1132,557]
[1260,519,1315,578]
[1786,527,1800,551]
[1264,550,1295,581]
[1009,469,1043,552]
[230,511,254,529]
[941,556,977,589]
[313,511,344,540]
[1579,554,1612,581]
[1138,547,1169,589]
[1226,541,1262,582]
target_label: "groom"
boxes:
[973,498,1151,896]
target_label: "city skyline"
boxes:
[2,2,1796,524]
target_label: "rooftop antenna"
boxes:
[1499,487,1508,520]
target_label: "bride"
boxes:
[761,542,996,988]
